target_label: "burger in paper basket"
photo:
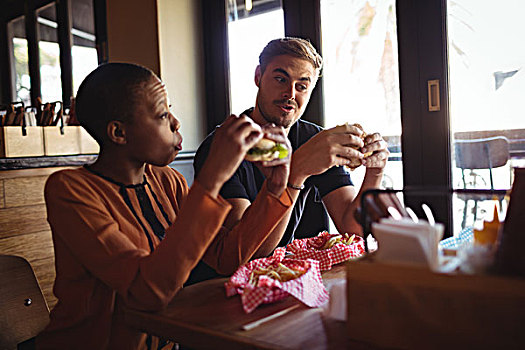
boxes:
[225,247,329,313]
[285,231,366,270]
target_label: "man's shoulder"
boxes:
[297,118,323,130]
[195,128,217,158]
[193,127,219,175]
[290,119,324,148]
[296,119,323,135]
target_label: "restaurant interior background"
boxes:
[1,0,524,309]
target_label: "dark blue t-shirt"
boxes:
[186,110,353,284]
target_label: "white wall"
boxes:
[157,0,206,151]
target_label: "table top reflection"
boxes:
[123,264,376,350]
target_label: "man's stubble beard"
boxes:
[256,105,293,129]
[256,96,302,129]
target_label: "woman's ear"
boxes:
[254,65,262,87]
[107,120,127,144]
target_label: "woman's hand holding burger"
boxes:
[248,123,292,197]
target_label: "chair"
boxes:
[454,136,510,228]
[0,255,50,350]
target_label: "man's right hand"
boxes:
[197,114,263,198]
[289,123,365,184]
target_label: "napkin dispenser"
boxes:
[358,187,508,252]
[372,218,444,270]
[349,186,525,348]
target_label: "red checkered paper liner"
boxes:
[285,231,366,270]
[224,247,329,313]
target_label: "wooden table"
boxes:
[123,264,376,350]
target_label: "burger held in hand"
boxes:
[245,138,289,162]
[345,123,373,170]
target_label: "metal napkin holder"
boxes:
[358,187,509,253]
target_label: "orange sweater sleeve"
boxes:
[45,172,231,312]
[202,180,293,275]
[125,180,233,310]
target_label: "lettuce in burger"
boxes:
[245,138,289,162]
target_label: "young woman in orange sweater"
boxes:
[36,62,293,349]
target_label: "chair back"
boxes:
[455,136,510,170]
[0,255,50,350]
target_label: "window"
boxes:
[204,0,525,236]
[1,0,102,108]
[37,2,63,103]
[447,0,525,231]
[8,16,31,106]
[227,0,284,114]
[71,0,98,95]
[320,0,402,190]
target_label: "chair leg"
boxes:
[473,199,478,224]
[462,199,468,229]
[461,169,468,229]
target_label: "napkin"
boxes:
[321,277,347,321]
[372,218,444,270]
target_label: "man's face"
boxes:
[254,54,318,129]
[123,77,183,167]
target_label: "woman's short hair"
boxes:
[258,37,323,75]
[75,62,155,145]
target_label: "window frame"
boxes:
[201,0,455,234]
[0,0,107,108]
[397,0,453,234]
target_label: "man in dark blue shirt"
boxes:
[188,37,389,284]
[195,108,353,248]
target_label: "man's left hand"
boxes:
[362,132,389,169]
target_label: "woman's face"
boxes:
[123,76,183,167]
